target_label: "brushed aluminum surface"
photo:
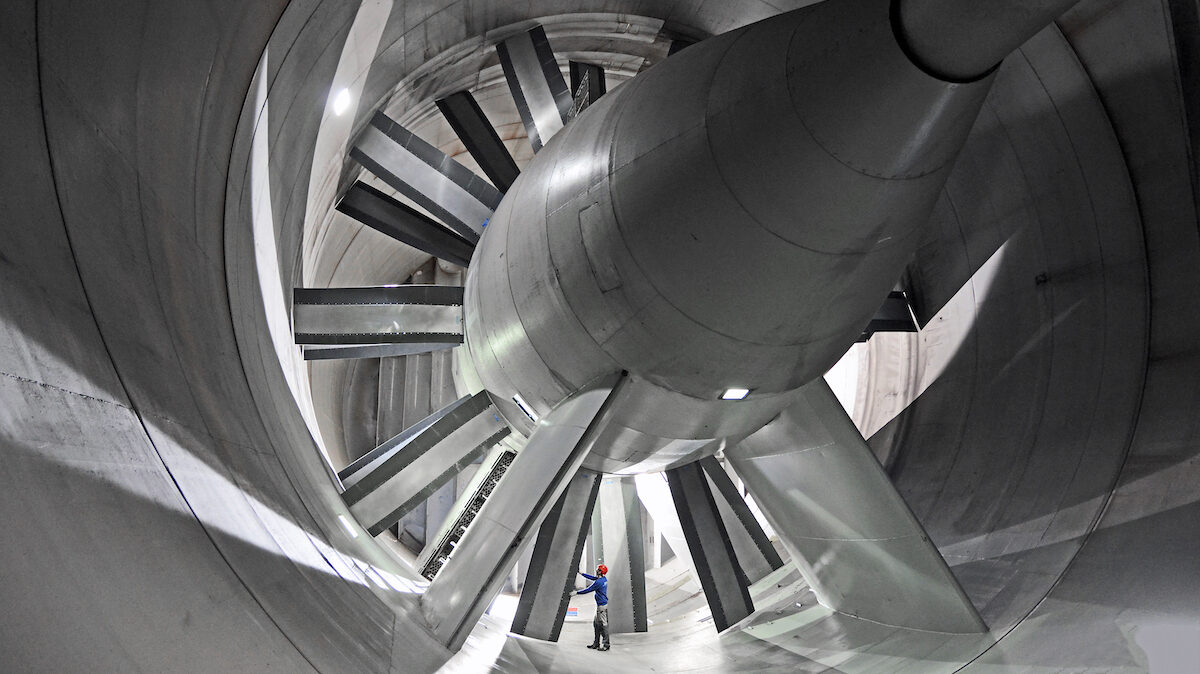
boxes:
[497,26,571,151]
[294,302,462,338]
[355,124,495,238]
[727,378,986,633]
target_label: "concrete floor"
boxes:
[442,565,821,673]
[445,563,1010,674]
[450,553,1200,673]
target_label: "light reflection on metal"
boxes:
[512,393,539,421]
[567,69,591,119]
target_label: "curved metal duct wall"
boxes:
[1,0,1198,673]
[878,1,1200,665]
[2,1,448,671]
[888,18,1151,634]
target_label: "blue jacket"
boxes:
[578,572,608,606]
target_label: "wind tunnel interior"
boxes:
[2,0,1199,672]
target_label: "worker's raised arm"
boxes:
[580,572,597,581]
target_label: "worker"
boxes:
[576,564,609,651]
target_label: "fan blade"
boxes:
[350,111,500,241]
[496,25,571,152]
[300,343,454,361]
[699,456,784,584]
[665,461,756,632]
[339,391,509,537]
[435,91,520,193]
[335,181,474,267]
[292,285,463,346]
[859,240,1011,440]
[633,472,701,590]
[510,468,602,641]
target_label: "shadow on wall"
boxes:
[0,425,442,671]
[874,25,1151,632]
[0,1,452,671]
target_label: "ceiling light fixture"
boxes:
[721,387,751,400]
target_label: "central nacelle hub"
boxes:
[463,0,992,464]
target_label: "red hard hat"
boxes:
[597,564,608,575]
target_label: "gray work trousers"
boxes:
[592,605,609,647]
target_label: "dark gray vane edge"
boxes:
[436,91,520,193]
[341,392,495,503]
[295,332,463,346]
[294,285,465,307]
[348,147,483,243]
[365,428,510,537]
[529,25,572,123]
[497,39,543,152]
[369,111,504,210]
[336,181,477,262]
[568,61,606,119]
[623,479,649,632]
[339,394,475,482]
[666,462,755,632]
[303,343,456,361]
[700,456,784,571]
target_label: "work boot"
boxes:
[587,643,599,650]
[599,644,610,651]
